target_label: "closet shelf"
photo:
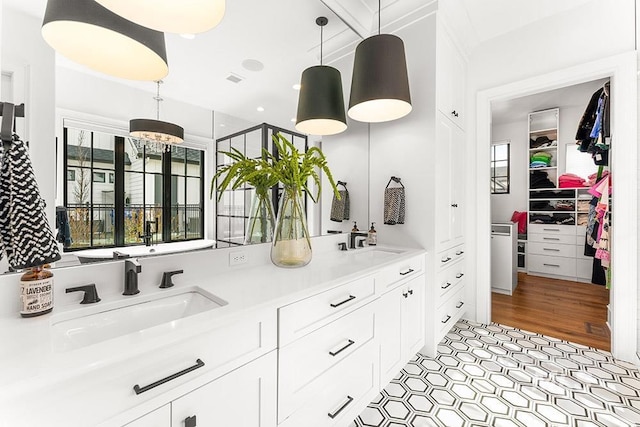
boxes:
[529,166,557,171]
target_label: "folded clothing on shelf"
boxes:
[586,169,609,186]
[530,189,576,199]
[529,212,575,225]
[530,161,550,168]
[530,200,552,210]
[558,173,587,188]
[554,200,575,210]
[530,170,555,189]
[530,136,558,149]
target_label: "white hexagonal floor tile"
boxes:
[459,402,488,422]
[434,408,464,427]
[535,403,569,424]
[423,373,447,388]
[382,400,410,420]
[407,395,433,413]
[554,397,588,417]
[358,407,385,427]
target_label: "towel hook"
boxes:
[337,180,347,187]
[385,176,404,188]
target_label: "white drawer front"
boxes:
[437,286,466,336]
[279,340,378,427]
[279,275,376,346]
[528,254,576,277]
[528,224,576,235]
[577,258,592,280]
[376,254,424,294]
[528,232,577,245]
[528,241,575,258]
[278,302,376,421]
[437,244,465,269]
[436,264,465,301]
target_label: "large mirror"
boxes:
[0,0,371,272]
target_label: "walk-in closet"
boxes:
[489,78,611,350]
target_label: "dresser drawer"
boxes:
[528,232,576,245]
[437,286,466,336]
[279,339,378,427]
[528,224,576,235]
[528,241,575,258]
[375,254,424,294]
[278,302,376,422]
[437,244,465,269]
[577,258,592,280]
[436,263,465,301]
[528,254,576,277]
[279,274,376,346]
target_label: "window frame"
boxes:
[490,141,511,194]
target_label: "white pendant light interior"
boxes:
[347,98,413,123]
[96,0,226,34]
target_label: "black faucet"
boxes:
[124,259,142,295]
[66,283,101,304]
[349,231,368,249]
[160,270,184,288]
[139,220,156,247]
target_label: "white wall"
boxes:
[490,120,527,222]
[466,0,637,359]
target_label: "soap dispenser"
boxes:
[367,222,377,246]
[352,221,359,232]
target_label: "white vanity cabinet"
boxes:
[125,405,170,427]
[171,351,277,427]
[436,27,467,130]
[378,273,425,386]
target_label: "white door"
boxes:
[378,289,404,386]
[403,276,426,358]
[435,113,455,248]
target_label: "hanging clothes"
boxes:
[575,82,610,165]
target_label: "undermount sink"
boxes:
[350,247,405,260]
[51,287,227,352]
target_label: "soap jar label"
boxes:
[20,268,54,317]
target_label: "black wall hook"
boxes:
[386,176,404,188]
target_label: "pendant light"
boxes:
[41,0,168,81]
[95,0,226,34]
[295,17,347,136]
[130,81,184,152]
[348,0,412,123]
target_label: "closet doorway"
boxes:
[474,52,638,362]
[488,79,611,350]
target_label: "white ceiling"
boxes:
[3,0,596,132]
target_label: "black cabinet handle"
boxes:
[399,268,414,276]
[543,263,560,267]
[451,110,459,117]
[441,257,452,263]
[330,295,356,308]
[441,282,452,290]
[408,289,414,295]
[441,315,452,324]
[133,359,204,395]
[451,203,458,208]
[185,415,197,427]
[456,273,464,279]
[543,248,560,252]
[456,301,464,309]
[328,395,354,419]
[329,339,355,357]
[403,292,409,298]
[543,237,560,241]
[455,250,464,255]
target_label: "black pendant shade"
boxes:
[130,119,184,144]
[296,65,347,136]
[348,34,412,123]
[41,0,169,81]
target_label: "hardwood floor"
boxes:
[492,272,610,351]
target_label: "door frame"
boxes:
[474,51,638,363]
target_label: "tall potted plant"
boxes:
[211,147,279,245]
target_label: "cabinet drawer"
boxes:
[528,254,576,277]
[436,263,465,301]
[528,224,575,235]
[278,302,376,422]
[528,241,575,258]
[528,233,576,245]
[279,275,376,346]
[279,340,377,427]
[376,254,424,294]
[577,258,592,280]
[437,244,465,269]
[437,286,466,336]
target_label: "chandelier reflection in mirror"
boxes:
[130,80,184,153]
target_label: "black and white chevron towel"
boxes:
[384,187,405,225]
[0,137,60,269]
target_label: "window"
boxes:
[491,142,510,194]
[64,126,205,250]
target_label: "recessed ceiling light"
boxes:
[292,84,301,90]
[180,33,196,40]
[257,106,265,112]
[242,59,264,72]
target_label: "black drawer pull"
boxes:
[441,315,452,324]
[133,359,204,395]
[399,268,414,276]
[185,415,197,427]
[408,289,414,295]
[328,395,354,419]
[543,263,560,267]
[441,257,452,263]
[329,339,355,357]
[456,301,464,309]
[455,251,464,255]
[441,282,452,290]
[330,295,356,308]
[543,228,560,231]
[403,292,409,298]
[543,248,560,252]
[543,237,560,241]
[455,273,464,279]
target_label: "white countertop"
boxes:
[0,243,425,426]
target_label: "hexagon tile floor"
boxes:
[351,320,640,427]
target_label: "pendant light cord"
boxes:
[320,24,324,65]
[154,80,163,121]
[378,0,381,35]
